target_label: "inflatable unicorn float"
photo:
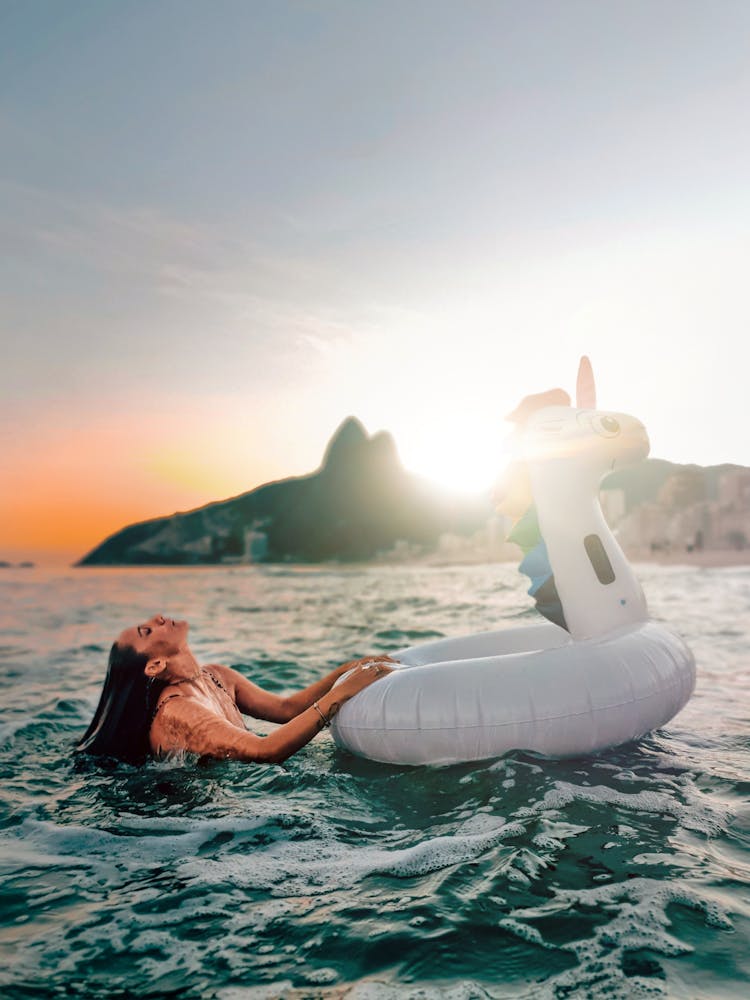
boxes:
[331,358,696,765]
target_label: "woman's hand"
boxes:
[279,655,399,722]
[333,660,394,701]
[338,654,396,673]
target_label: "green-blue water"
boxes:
[1,563,748,999]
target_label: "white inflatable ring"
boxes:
[331,621,695,765]
[331,360,697,766]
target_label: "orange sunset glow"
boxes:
[1,397,285,562]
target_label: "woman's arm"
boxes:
[210,657,395,722]
[206,664,295,723]
[151,662,392,764]
[282,656,396,718]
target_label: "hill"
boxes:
[77,418,487,565]
[77,417,746,566]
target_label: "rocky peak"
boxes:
[320,418,403,480]
[320,416,370,471]
[368,430,400,470]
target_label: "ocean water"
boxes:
[0,562,749,1000]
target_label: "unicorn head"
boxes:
[523,357,650,478]
[520,358,650,640]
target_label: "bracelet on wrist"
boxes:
[313,701,330,728]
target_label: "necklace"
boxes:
[205,667,230,696]
[166,674,199,688]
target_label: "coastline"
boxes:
[624,548,750,569]
[415,544,750,570]
[4,546,749,573]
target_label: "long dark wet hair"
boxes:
[76,642,167,763]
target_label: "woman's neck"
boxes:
[163,663,203,689]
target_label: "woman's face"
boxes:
[118,614,190,662]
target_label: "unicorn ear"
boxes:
[576,355,596,409]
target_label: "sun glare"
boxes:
[398,422,512,496]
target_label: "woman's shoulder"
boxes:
[148,688,188,739]
[147,687,212,754]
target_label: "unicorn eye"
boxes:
[592,415,620,438]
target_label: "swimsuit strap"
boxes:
[150,668,230,727]
[150,691,184,725]
[205,667,229,696]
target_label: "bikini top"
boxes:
[149,668,230,727]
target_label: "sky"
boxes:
[1,0,749,564]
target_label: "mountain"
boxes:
[601,458,741,509]
[77,418,486,566]
[76,417,746,566]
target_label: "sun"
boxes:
[397,421,512,496]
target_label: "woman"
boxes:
[77,614,394,764]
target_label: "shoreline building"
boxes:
[616,468,750,555]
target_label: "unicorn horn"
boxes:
[576,355,596,409]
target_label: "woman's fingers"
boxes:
[360,659,397,674]
[361,661,393,674]
[335,660,394,699]
[343,655,398,670]
[362,662,394,682]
